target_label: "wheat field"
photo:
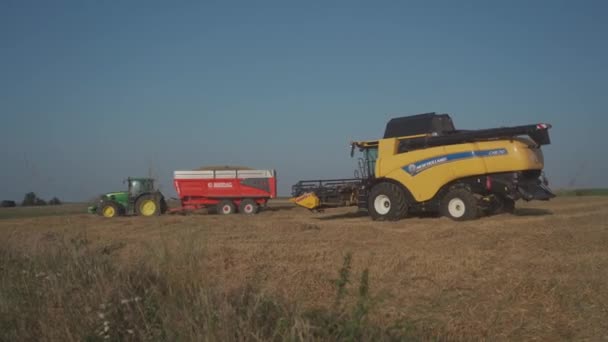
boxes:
[1,196,607,341]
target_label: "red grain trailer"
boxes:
[171,169,277,214]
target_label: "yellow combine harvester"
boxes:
[292,112,554,221]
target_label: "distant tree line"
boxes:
[0,193,62,208]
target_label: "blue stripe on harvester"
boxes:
[402,148,508,176]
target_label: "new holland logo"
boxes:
[403,148,508,176]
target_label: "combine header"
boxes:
[290,178,361,211]
[291,112,555,221]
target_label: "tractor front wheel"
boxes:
[136,195,161,217]
[99,201,121,218]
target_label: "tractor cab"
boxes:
[128,178,155,198]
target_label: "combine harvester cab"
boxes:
[172,168,277,215]
[352,112,555,221]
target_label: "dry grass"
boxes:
[1,197,608,340]
[0,203,87,220]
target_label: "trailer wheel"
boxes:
[239,199,259,215]
[368,182,408,221]
[136,194,161,216]
[440,189,478,221]
[217,200,236,215]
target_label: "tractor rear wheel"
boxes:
[217,200,236,215]
[99,201,121,218]
[135,194,161,217]
[440,188,479,221]
[368,182,408,221]
[239,199,259,215]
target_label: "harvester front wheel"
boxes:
[217,200,236,215]
[441,189,478,221]
[136,195,161,217]
[368,182,408,221]
[239,199,259,215]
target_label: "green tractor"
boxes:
[88,177,168,218]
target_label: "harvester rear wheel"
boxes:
[217,200,236,215]
[368,182,408,221]
[487,195,515,215]
[499,196,516,214]
[239,199,259,215]
[440,188,478,221]
[135,195,161,217]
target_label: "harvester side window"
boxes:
[365,148,378,177]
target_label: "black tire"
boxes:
[135,194,161,216]
[217,200,236,215]
[501,197,516,214]
[160,197,168,214]
[367,182,408,221]
[98,200,121,218]
[440,188,479,221]
[238,199,259,215]
[487,195,516,215]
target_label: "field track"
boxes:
[1,196,607,340]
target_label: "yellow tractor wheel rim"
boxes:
[140,200,157,216]
[102,206,116,218]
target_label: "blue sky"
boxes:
[1,0,606,201]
